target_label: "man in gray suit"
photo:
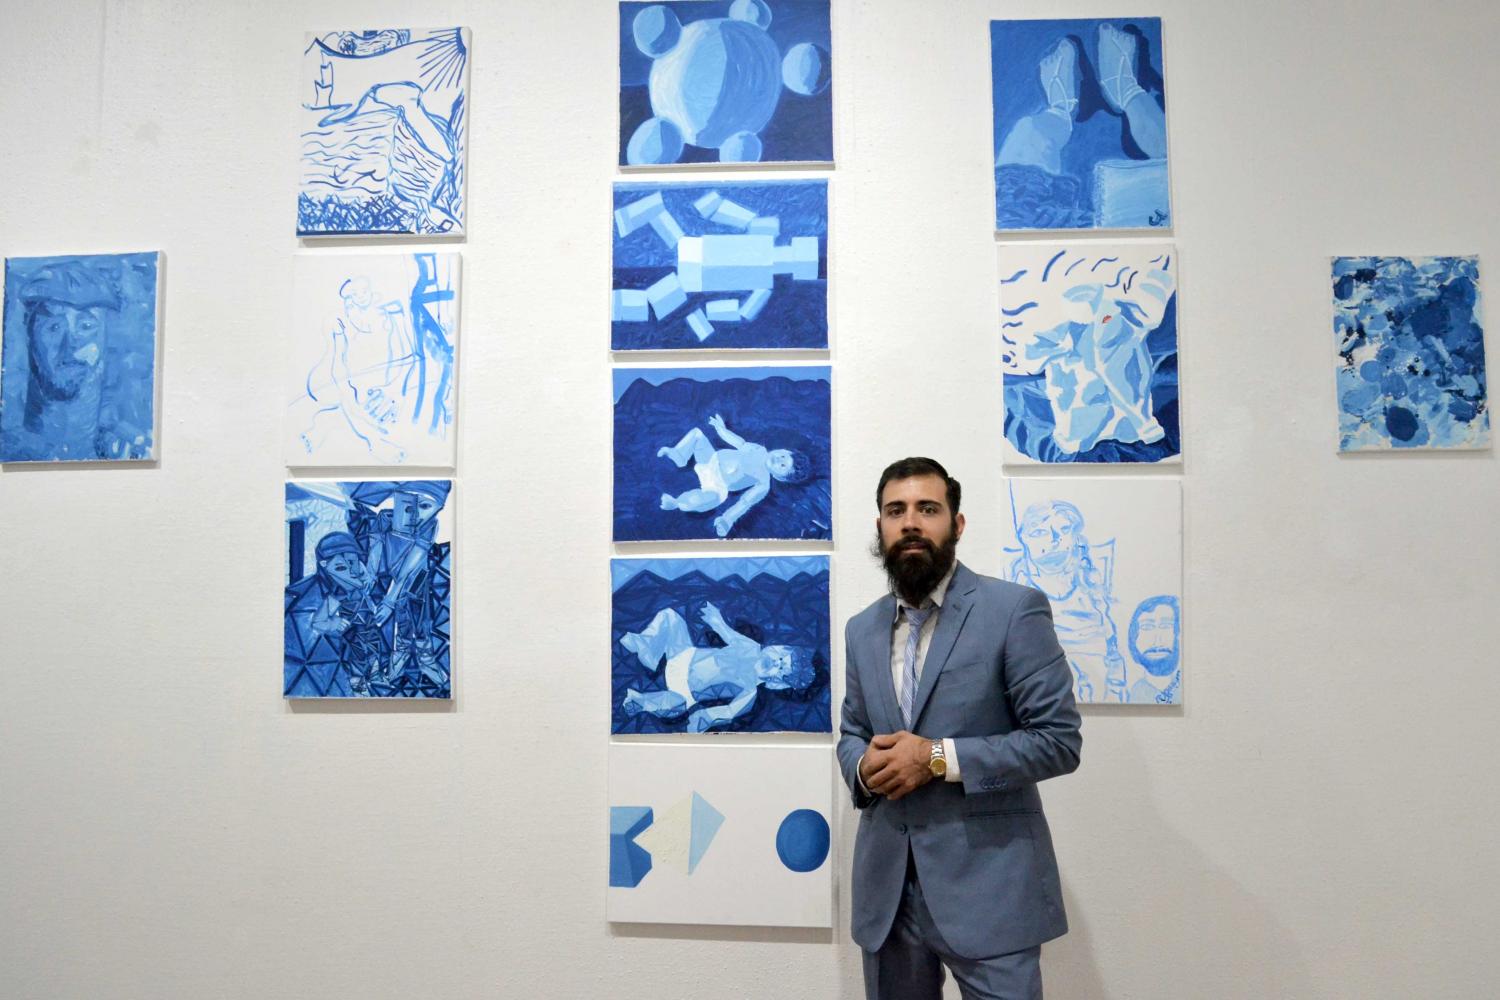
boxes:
[838,457,1082,999]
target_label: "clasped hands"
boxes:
[859,731,934,801]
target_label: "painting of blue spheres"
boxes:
[1,253,159,463]
[614,367,831,541]
[613,180,827,350]
[284,480,454,698]
[299,28,471,236]
[612,556,830,734]
[620,0,833,165]
[991,18,1171,232]
[1332,256,1489,451]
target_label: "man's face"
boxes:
[1021,509,1077,573]
[877,474,963,558]
[27,302,106,399]
[321,551,371,591]
[393,492,441,532]
[1132,603,1179,674]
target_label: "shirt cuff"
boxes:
[856,753,876,796]
[942,738,961,782]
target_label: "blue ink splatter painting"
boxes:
[991,18,1171,232]
[299,28,470,236]
[612,556,830,734]
[1000,243,1179,464]
[287,253,460,467]
[1,252,159,463]
[284,480,453,698]
[620,0,833,166]
[1004,478,1182,705]
[613,180,828,350]
[1332,255,1489,451]
[613,366,831,541]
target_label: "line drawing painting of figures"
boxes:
[286,253,459,467]
[1332,255,1489,451]
[614,367,831,541]
[991,17,1171,231]
[1,252,160,463]
[1003,479,1182,705]
[612,556,830,734]
[284,480,454,698]
[999,243,1179,464]
[298,27,471,236]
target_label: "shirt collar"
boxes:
[893,562,959,620]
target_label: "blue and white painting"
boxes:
[613,180,827,350]
[612,556,830,734]
[1004,478,1181,705]
[991,18,1171,232]
[620,0,833,166]
[1,252,159,463]
[1000,243,1180,464]
[608,743,833,927]
[284,480,453,698]
[299,28,471,236]
[287,253,460,467]
[1332,255,1489,451]
[613,366,831,541]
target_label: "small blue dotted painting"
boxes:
[1332,256,1489,452]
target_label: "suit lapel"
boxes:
[910,563,978,728]
[866,594,903,734]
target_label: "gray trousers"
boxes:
[862,855,1043,1000]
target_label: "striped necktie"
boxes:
[900,605,934,728]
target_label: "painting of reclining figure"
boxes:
[1000,243,1179,464]
[1332,255,1488,451]
[608,743,833,927]
[613,366,831,541]
[284,480,453,698]
[286,253,459,467]
[612,180,827,350]
[1004,478,1181,705]
[612,556,830,734]
[1,252,160,463]
[299,28,470,236]
[991,17,1171,231]
[619,0,832,166]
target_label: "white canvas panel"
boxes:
[286,252,460,468]
[607,743,833,927]
[1003,478,1182,705]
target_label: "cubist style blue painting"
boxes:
[284,480,454,698]
[1000,243,1179,463]
[611,556,830,734]
[991,17,1171,232]
[613,180,827,350]
[1332,255,1489,451]
[613,366,831,541]
[1,252,159,463]
[299,28,471,236]
[620,0,833,166]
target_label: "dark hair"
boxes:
[875,457,961,514]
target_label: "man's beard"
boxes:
[875,529,959,606]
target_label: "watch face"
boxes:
[930,757,946,777]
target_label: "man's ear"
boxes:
[954,512,966,540]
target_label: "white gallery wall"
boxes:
[2,0,1497,997]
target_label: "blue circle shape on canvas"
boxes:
[775,809,830,872]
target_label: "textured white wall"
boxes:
[2,1,1497,998]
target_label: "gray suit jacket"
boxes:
[836,561,1082,958]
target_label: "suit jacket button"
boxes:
[897,824,908,834]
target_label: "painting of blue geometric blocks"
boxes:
[1332,255,1489,451]
[284,480,454,698]
[608,743,833,927]
[1,252,160,463]
[613,366,831,541]
[612,556,830,734]
[999,243,1180,464]
[299,28,471,236]
[991,17,1171,232]
[612,180,827,350]
[620,0,833,166]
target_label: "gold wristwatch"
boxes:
[928,740,947,778]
